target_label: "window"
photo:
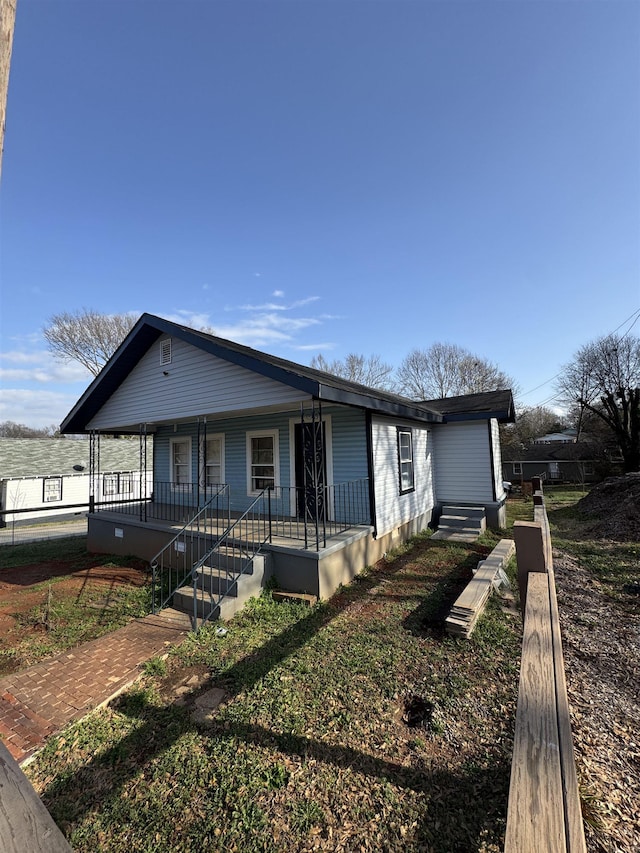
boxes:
[199,434,224,488]
[397,428,414,494]
[247,430,279,495]
[583,462,595,475]
[170,437,192,487]
[103,474,119,496]
[43,477,62,502]
[513,463,522,475]
[103,473,133,496]
[160,338,172,365]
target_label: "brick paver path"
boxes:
[0,611,191,765]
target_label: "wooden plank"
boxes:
[547,564,588,853]
[0,742,71,852]
[504,572,567,853]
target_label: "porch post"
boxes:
[139,424,147,522]
[88,431,96,514]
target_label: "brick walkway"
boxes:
[0,610,191,766]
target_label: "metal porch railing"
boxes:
[150,485,230,614]
[259,479,371,549]
[95,481,229,523]
[190,488,273,630]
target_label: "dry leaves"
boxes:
[554,549,640,852]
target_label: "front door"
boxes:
[294,421,326,522]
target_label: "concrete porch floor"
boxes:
[91,506,371,554]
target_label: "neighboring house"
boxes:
[532,429,577,444]
[60,313,515,602]
[0,438,150,526]
[501,442,606,485]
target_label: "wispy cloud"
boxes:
[273,289,284,297]
[0,389,81,428]
[0,351,92,383]
[238,296,320,312]
[291,342,337,352]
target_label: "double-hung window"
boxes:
[170,437,192,488]
[199,434,225,488]
[247,430,279,495]
[513,462,522,476]
[43,477,62,502]
[397,428,414,494]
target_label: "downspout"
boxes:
[365,411,377,537]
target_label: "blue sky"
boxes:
[1,0,639,428]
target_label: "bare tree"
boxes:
[500,406,567,451]
[310,352,395,391]
[43,309,138,376]
[0,421,59,437]
[397,342,515,400]
[556,333,640,473]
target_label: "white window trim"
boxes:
[397,427,415,495]
[199,433,225,489]
[513,462,522,475]
[43,476,62,503]
[246,429,280,496]
[170,436,192,489]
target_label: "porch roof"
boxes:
[420,389,516,423]
[61,314,446,433]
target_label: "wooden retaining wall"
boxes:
[505,480,586,853]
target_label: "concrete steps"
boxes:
[172,553,265,623]
[432,505,486,542]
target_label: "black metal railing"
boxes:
[248,479,371,549]
[150,485,230,614]
[190,489,273,630]
[95,481,229,524]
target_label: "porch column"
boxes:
[89,431,101,513]
[139,424,148,522]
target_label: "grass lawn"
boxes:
[25,529,523,853]
[0,538,152,675]
[17,485,636,851]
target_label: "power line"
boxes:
[519,306,640,398]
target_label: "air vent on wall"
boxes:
[160,338,172,366]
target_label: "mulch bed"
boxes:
[554,549,640,852]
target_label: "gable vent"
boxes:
[160,338,172,366]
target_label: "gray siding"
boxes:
[88,335,308,430]
[371,416,434,537]
[432,421,493,504]
[330,407,368,482]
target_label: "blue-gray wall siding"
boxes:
[153,406,369,516]
[432,420,497,504]
[87,335,308,431]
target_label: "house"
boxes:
[501,442,606,485]
[532,429,577,444]
[60,314,514,615]
[0,438,149,527]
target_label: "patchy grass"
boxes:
[26,532,522,853]
[0,538,152,673]
[0,536,88,569]
[547,500,639,608]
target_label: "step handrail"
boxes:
[190,487,272,629]
[150,484,229,614]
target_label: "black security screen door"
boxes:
[294,420,326,522]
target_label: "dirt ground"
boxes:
[0,559,149,672]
